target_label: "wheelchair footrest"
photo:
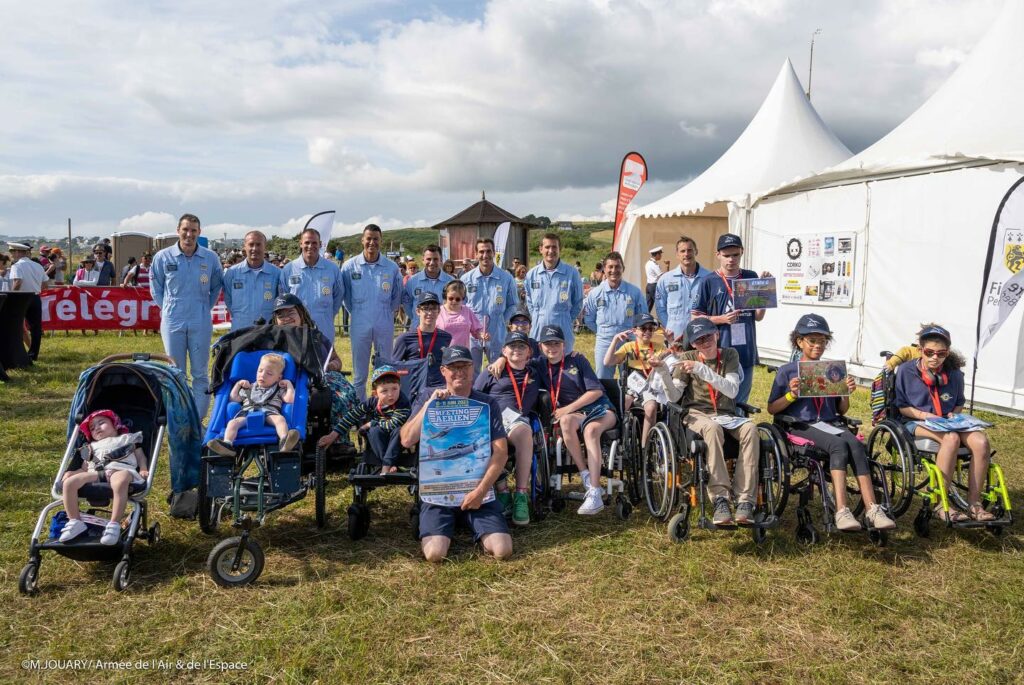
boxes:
[949,516,1012,529]
[348,471,417,488]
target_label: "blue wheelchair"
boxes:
[199,349,323,587]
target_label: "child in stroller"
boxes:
[207,352,300,455]
[59,410,149,545]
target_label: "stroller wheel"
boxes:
[18,562,40,596]
[147,522,161,545]
[112,559,131,592]
[207,537,265,588]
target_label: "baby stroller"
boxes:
[200,325,331,587]
[346,355,428,540]
[19,353,195,594]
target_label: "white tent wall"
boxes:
[750,162,1024,415]
[620,203,729,289]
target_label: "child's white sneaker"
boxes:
[59,518,87,542]
[577,487,605,515]
[100,521,121,546]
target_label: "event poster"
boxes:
[797,360,849,397]
[780,232,856,307]
[732,277,777,310]
[419,397,495,507]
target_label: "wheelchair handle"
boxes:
[736,402,761,415]
[97,352,176,366]
[879,350,894,360]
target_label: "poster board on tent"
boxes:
[779,231,857,307]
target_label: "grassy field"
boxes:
[2,331,1023,683]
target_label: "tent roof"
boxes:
[431,191,538,229]
[773,0,1024,194]
[632,59,851,219]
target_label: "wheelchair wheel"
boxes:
[668,506,691,543]
[531,425,551,521]
[622,414,644,506]
[756,423,790,519]
[866,421,914,518]
[198,461,217,535]
[913,504,931,538]
[614,494,633,520]
[795,509,819,545]
[347,504,370,541]
[314,448,327,529]
[410,502,420,541]
[643,423,676,521]
[208,536,265,588]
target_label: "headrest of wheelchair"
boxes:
[229,350,298,383]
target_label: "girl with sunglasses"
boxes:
[437,280,489,349]
[603,314,666,448]
[894,324,994,522]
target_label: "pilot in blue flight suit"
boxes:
[524,233,584,351]
[461,237,519,372]
[582,252,645,378]
[279,228,345,344]
[222,230,281,330]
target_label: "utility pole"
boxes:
[807,28,822,100]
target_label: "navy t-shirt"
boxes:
[691,269,759,368]
[768,360,840,423]
[536,353,603,408]
[473,360,541,415]
[410,389,508,443]
[894,361,965,418]
[392,327,453,388]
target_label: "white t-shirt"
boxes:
[645,258,662,284]
[10,257,47,293]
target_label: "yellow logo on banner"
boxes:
[1005,236,1024,274]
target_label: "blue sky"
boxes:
[0,0,1003,240]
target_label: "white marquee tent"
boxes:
[748,0,1024,414]
[618,59,851,286]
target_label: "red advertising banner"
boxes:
[41,286,162,331]
[612,151,647,251]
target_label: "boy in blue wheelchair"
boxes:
[207,352,300,456]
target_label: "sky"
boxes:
[0,0,1005,241]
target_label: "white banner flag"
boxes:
[977,179,1024,350]
[304,211,335,257]
[493,221,511,267]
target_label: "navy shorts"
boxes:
[419,497,510,541]
[579,396,614,429]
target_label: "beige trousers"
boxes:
[682,409,759,504]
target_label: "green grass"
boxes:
[2,331,1023,683]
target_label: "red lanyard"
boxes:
[700,351,722,412]
[717,270,735,305]
[548,359,564,410]
[506,361,529,412]
[919,361,944,415]
[417,327,438,359]
[812,397,825,421]
[633,340,654,377]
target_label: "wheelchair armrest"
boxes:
[765,365,779,375]
[774,414,803,428]
[841,415,863,428]
[737,402,760,415]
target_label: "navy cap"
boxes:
[510,305,531,323]
[538,325,565,343]
[634,313,657,328]
[918,324,951,344]
[440,345,474,366]
[273,293,304,312]
[416,291,440,307]
[794,313,831,335]
[370,364,401,385]
[716,233,743,251]
[685,317,718,342]
[503,332,531,347]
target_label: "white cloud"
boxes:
[117,211,177,234]
[915,47,967,68]
[678,121,718,139]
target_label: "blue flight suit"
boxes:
[655,263,712,340]
[150,243,224,418]
[340,254,402,400]
[279,256,345,345]
[582,279,646,379]
[402,270,453,329]
[524,260,584,351]
[461,265,519,372]
[691,268,761,405]
[222,260,281,330]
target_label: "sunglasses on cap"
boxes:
[921,349,949,359]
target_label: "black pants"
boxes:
[25,294,42,361]
[787,424,870,476]
[645,283,656,313]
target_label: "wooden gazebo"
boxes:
[432,191,539,267]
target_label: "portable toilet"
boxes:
[110,232,153,279]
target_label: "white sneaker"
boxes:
[865,504,896,530]
[835,507,862,532]
[59,518,87,542]
[577,487,605,515]
[100,521,121,546]
[580,470,592,490]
